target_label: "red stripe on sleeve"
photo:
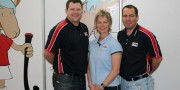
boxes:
[47,20,68,51]
[139,26,160,57]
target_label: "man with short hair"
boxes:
[44,0,89,90]
[117,4,163,90]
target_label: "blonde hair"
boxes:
[94,9,112,31]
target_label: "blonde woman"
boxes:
[87,9,123,90]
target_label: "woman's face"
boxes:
[96,16,111,34]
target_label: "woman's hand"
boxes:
[89,83,95,90]
[94,84,104,90]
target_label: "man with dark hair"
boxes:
[117,4,163,90]
[44,0,89,90]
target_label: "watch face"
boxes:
[100,85,104,89]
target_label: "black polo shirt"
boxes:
[117,24,162,78]
[45,18,89,74]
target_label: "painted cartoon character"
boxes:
[81,0,120,38]
[0,0,33,90]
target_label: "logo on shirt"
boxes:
[102,45,108,48]
[84,32,88,36]
[131,42,138,47]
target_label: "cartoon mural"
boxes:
[0,0,33,90]
[81,0,120,39]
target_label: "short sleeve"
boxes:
[110,39,123,55]
[45,24,62,54]
[144,32,162,58]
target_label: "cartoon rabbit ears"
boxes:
[0,0,21,13]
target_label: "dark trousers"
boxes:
[104,85,121,90]
[52,73,86,90]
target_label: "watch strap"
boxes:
[101,83,106,88]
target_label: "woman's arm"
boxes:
[87,63,95,90]
[100,52,122,87]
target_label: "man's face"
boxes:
[66,2,83,25]
[122,8,138,30]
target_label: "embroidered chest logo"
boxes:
[102,45,108,48]
[84,32,88,36]
[131,42,138,47]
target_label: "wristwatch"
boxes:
[101,83,106,89]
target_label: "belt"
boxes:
[54,72,85,77]
[124,74,149,81]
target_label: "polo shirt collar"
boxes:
[125,24,139,38]
[66,18,80,28]
[96,33,111,46]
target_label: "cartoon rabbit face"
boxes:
[0,0,20,39]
